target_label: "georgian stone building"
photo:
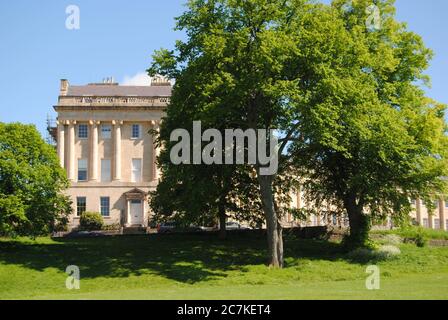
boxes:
[53,77,171,229]
[53,77,447,232]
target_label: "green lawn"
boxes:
[0,233,447,300]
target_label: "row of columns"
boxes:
[415,198,447,230]
[56,120,160,182]
[292,191,446,230]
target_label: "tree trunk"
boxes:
[258,174,283,268]
[344,194,369,248]
[218,202,227,240]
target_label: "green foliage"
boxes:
[79,212,104,231]
[373,226,448,241]
[149,0,448,252]
[0,123,71,237]
[347,245,401,263]
[288,0,448,246]
[415,233,427,248]
[101,223,121,231]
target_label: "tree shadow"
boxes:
[0,233,267,284]
[0,232,370,284]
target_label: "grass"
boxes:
[372,226,448,241]
[0,232,447,300]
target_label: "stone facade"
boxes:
[54,78,170,229]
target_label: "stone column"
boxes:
[68,120,76,181]
[57,121,65,168]
[439,198,446,230]
[416,198,422,226]
[428,203,434,229]
[297,186,302,209]
[90,120,99,181]
[151,121,161,181]
[113,120,122,181]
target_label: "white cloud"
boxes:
[121,72,151,86]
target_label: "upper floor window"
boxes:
[131,124,141,139]
[78,124,88,139]
[78,159,88,181]
[131,158,142,183]
[101,159,111,182]
[101,125,112,139]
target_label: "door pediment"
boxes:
[124,188,147,200]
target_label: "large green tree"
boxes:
[0,123,72,237]
[288,0,448,247]
[148,0,448,266]
[149,0,311,267]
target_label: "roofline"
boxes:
[53,105,167,111]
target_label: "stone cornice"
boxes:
[56,95,170,108]
[54,105,167,112]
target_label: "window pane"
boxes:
[78,159,88,181]
[76,197,86,216]
[132,124,140,139]
[101,125,112,139]
[131,159,142,182]
[100,197,110,216]
[78,124,88,139]
[101,159,111,182]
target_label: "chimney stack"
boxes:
[60,79,69,96]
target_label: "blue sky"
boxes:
[0,0,446,136]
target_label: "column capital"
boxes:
[150,120,161,129]
[88,120,101,126]
[112,120,123,126]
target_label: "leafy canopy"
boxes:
[0,123,72,236]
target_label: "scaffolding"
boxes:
[46,114,57,146]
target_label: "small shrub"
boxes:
[381,234,403,245]
[79,212,104,231]
[378,245,401,259]
[415,233,427,248]
[102,223,121,231]
[348,245,401,262]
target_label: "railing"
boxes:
[58,96,171,106]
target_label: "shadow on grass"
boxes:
[0,233,359,284]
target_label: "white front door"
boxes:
[129,200,143,225]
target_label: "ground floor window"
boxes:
[434,219,440,229]
[76,197,86,216]
[100,197,110,217]
[423,218,429,228]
